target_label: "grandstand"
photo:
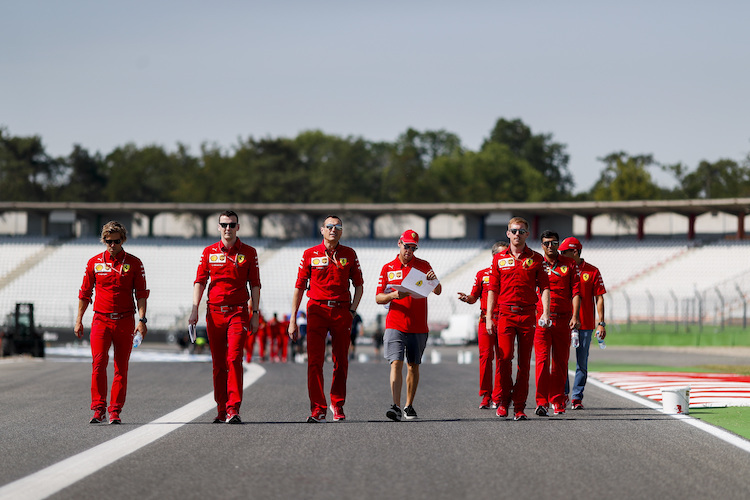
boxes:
[2,236,750,334]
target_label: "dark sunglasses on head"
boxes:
[105,239,122,245]
[325,224,343,230]
[509,228,528,235]
[219,222,238,229]
[542,241,559,247]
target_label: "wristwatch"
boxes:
[139,317,147,324]
[252,310,259,314]
[598,321,606,327]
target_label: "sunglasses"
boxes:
[325,224,343,230]
[105,239,122,245]
[219,222,238,229]
[509,228,528,235]
[402,243,418,251]
[542,241,559,247]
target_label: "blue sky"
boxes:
[2,1,749,192]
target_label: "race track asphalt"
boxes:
[1,345,749,500]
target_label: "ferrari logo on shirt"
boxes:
[340,258,348,266]
[583,273,590,281]
[560,266,568,274]
[209,253,226,263]
[311,256,329,267]
[237,255,246,264]
[498,258,515,269]
[524,258,534,267]
[388,270,403,281]
[94,263,112,273]
[123,264,130,273]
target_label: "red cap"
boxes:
[400,230,419,246]
[559,237,582,251]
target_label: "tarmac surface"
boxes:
[1,343,750,500]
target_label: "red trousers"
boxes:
[534,313,572,408]
[306,302,351,414]
[207,306,249,416]
[495,310,535,412]
[90,312,135,414]
[477,320,501,403]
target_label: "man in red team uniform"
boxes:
[486,217,551,421]
[288,215,364,423]
[559,237,607,410]
[533,230,580,417]
[457,241,507,410]
[75,221,149,425]
[189,210,261,424]
[377,230,442,422]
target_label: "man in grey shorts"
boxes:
[376,230,442,421]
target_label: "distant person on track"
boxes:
[75,221,149,425]
[559,236,607,410]
[376,230,442,422]
[349,311,363,360]
[533,230,580,417]
[486,217,551,421]
[457,240,508,410]
[288,215,364,423]
[189,210,261,424]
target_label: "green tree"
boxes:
[55,145,107,202]
[380,128,463,202]
[483,118,573,199]
[103,144,180,202]
[667,158,750,198]
[590,152,661,201]
[0,128,61,201]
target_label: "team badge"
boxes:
[123,264,130,272]
[340,258,348,266]
[498,258,515,269]
[95,263,111,273]
[560,266,567,274]
[237,255,246,264]
[387,270,403,281]
[583,273,590,281]
[524,258,534,267]
[415,280,424,287]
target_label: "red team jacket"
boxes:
[377,255,435,333]
[576,259,606,330]
[470,266,492,317]
[194,239,261,305]
[79,251,150,313]
[294,242,364,302]
[537,254,580,315]
[489,246,550,311]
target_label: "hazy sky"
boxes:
[3,1,749,192]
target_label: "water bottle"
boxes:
[571,329,579,348]
[596,331,606,349]
[133,332,143,348]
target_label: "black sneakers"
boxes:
[403,405,418,420]
[386,404,402,422]
[226,414,242,424]
[535,405,549,417]
[89,408,106,424]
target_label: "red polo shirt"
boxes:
[470,266,492,315]
[79,250,150,314]
[537,254,580,315]
[376,255,434,333]
[294,242,364,302]
[194,238,261,306]
[489,246,549,310]
[576,259,606,329]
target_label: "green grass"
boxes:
[605,323,750,347]
[585,359,750,440]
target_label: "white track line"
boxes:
[585,373,750,454]
[0,364,266,500]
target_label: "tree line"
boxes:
[2,118,749,204]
